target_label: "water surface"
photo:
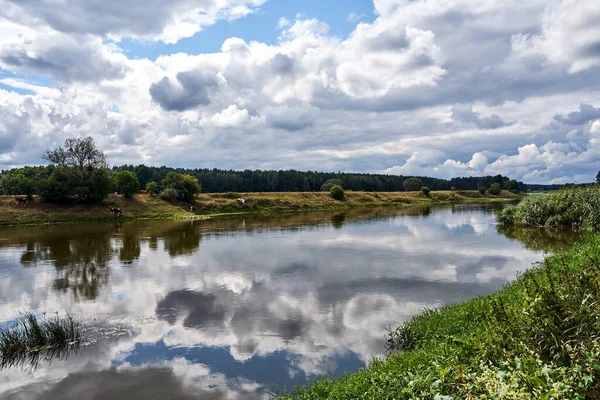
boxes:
[0,204,581,399]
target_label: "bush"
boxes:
[39,168,70,203]
[420,186,430,196]
[478,186,487,194]
[162,172,201,202]
[115,171,139,198]
[496,186,600,230]
[330,185,345,200]
[488,182,502,195]
[159,188,179,202]
[321,179,344,192]
[146,181,159,195]
[403,178,423,191]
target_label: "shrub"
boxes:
[420,186,431,196]
[488,182,502,195]
[160,188,179,202]
[321,179,344,192]
[146,181,159,195]
[403,178,423,191]
[496,186,600,230]
[162,172,201,202]
[330,185,345,200]
[115,170,139,198]
[478,186,487,194]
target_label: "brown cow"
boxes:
[140,190,148,194]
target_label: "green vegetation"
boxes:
[488,182,503,195]
[0,312,82,368]
[115,170,140,197]
[281,235,600,399]
[0,190,520,227]
[146,181,159,195]
[497,186,600,230]
[420,186,430,196]
[596,171,600,184]
[161,172,201,202]
[320,179,344,192]
[478,185,487,194]
[329,185,345,200]
[403,177,423,191]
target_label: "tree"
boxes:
[16,175,35,199]
[478,186,487,194]
[115,171,140,197]
[321,178,344,192]
[330,185,345,200]
[146,181,159,195]
[162,172,201,202]
[403,178,423,191]
[42,137,108,181]
[596,171,600,183]
[504,179,521,194]
[42,137,112,202]
[420,186,430,196]
[488,182,502,195]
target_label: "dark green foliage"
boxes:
[596,171,600,183]
[497,186,600,230]
[282,236,600,399]
[111,165,524,194]
[159,187,179,202]
[38,167,71,203]
[146,181,159,195]
[0,312,82,369]
[478,185,487,194]
[161,172,201,202]
[420,186,430,196]
[16,175,35,199]
[115,170,139,197]
[488,182,502,195]
[403,178,423,191]
[330,185,345,200]
[320,178,344,192]
[504,179,521,193]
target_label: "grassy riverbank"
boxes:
[280,235,600,399]
[0,190,520,226]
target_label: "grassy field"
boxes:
[0,190,520,227]
[279,235,600,399]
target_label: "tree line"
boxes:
[0,137,528,202]
[111,164,526,194]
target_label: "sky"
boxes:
[0,0,599,184]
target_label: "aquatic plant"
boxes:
[0,312,82,369]
[497,186,600,230]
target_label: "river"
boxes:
[0,203,581,399]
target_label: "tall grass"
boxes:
[497,186,600,230]
[0,312,82,368]
[279,235,600,399]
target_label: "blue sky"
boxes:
[0,0,599,183]
[119,0,376,60]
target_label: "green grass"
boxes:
[497,187,600,230]
[279,235,600,399]
[0,312,82,368]
[0,190,521,227]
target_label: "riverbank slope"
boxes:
[0,190,520,226]
[281,234,600,399]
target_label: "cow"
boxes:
[236,198,246,206]
[110,207,123,217]
[140,190,148,195]
[189,206,196,212]
[15,197,27,206]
